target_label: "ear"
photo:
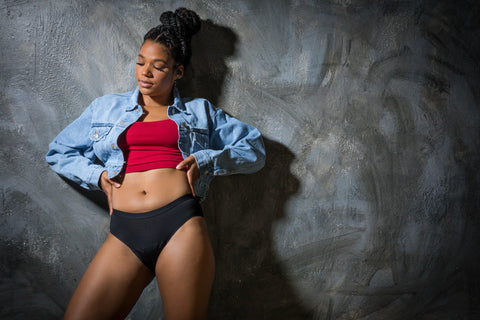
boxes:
[175,65,185,80]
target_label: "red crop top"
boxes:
[118,119,184,173]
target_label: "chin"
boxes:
[138,87,155,95]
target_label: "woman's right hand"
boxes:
[99,171,121,215]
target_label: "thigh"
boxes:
[64,233,154,320]
[155,216,215,320]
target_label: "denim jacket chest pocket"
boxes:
[178,123,209,153]
[89,123,114,161]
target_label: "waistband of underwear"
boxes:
[111,194,196,219]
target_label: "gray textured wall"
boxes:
[1,0,479,319]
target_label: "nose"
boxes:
[141,65,153,77]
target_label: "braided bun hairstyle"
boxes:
[144,8,201,68]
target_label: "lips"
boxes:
[138,80,153,88]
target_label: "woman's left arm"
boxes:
[192,107,266,176]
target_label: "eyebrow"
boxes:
[137,54,168,64]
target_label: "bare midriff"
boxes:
[111,168,191,213]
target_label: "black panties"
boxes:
[110,194,203,274]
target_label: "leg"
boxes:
[155,217,215,320]
[64,233,154,320]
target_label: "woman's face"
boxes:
[135,40,183,100]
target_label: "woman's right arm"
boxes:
[45,103,105,191]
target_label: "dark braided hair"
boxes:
[143,8,201,69]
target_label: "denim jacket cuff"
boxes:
[191,150,214,176]
[87,165,106,191]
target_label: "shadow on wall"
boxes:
[203,138,311,319]
[62,178,108,212]
[178,19,236,105]
[182,19,310,319]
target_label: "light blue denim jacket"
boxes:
[46,87,266,199]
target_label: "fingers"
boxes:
[105,184,114,216]
[177,156,199,197]
[99,171,121,216]
[176,155,195,170]
[187,168,197,197]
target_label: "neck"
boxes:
[139,93,174,108]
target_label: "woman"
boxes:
[46,8,265,320]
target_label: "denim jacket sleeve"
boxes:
[191,104,266,177]
[45,102,105,191]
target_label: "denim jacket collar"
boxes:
[171,86,187,112]
[125,87,140,111]
[125,86,186,112]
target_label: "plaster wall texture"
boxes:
[1,0,479,319]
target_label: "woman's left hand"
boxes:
[176,155,200,197]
